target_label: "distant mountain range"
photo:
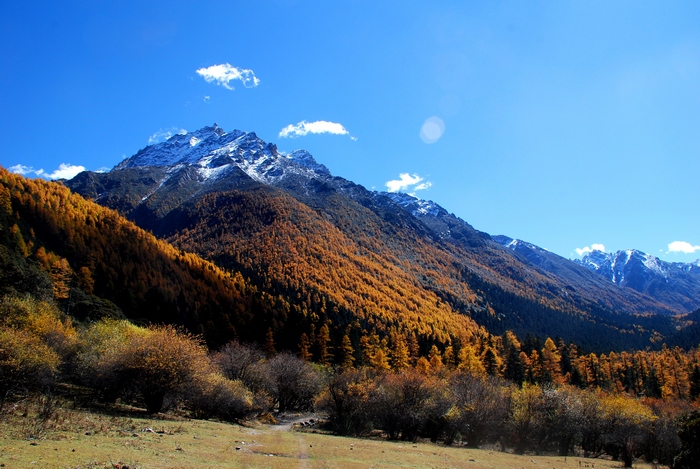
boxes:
[61,124,698,352]
[493,236,700,313]
[575,249,700,311]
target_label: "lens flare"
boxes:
[420,116,445,144]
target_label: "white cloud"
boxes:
[9,164,40,176]
[10,163,84,180]
[47,163,85,180]
[385,173,432,194]
[668,241,700,254]
[575,243,606,256]
[420,116,445,144]
[278,120,352,138]
[148,128,187,145]
[196,63,260,90]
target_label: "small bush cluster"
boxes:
[1,295,323,422]
[74,323,323,417]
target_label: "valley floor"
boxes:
[0,405,665,469]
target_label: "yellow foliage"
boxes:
[0,295,77,359]
[599,393,657,426]
[0,327,60,396]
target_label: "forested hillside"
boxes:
[0,168,267,346]
[0,168,486,352]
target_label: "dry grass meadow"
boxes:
[0,400,666,469]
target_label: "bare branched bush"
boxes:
[211,340,267,391]
[187,372,253,421]
[262,352,322,412]
[369,369,446,441]
[447,372,511,447]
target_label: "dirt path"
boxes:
[270,412,320,431]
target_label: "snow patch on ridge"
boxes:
[384,192,443,218]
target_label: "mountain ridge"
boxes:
[64,125,697,352]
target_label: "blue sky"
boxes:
[1,1,699,262]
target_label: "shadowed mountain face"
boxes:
[66,125,692,352]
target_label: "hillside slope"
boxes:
[1,168,493,352]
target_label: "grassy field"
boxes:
[0,401,666,469]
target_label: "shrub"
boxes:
[77,319,147,402]
[448,372,511,447]
[0,295,72,404]
[78,321,211,413]
[0,295,77,364]
[674,410,700,469]
[187,372,253,421]
[318,368,377,436]
[0,327,59,404]
[211,340,267,391]
[262,352,322,412]
[598,394,656,467]
[369,370,446,441]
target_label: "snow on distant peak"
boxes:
[641,252,667,277]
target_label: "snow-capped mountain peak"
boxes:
[115,125,330,184]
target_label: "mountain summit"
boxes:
[117,124,331,184]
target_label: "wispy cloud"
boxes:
[279,120,354,139]
[385,173,432,194]
[148,128,187,145]
[10,163,85,180]
[196,63,260,90]
[668,241,700,254]
[9,164,43,177]
[575,243,606,256]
